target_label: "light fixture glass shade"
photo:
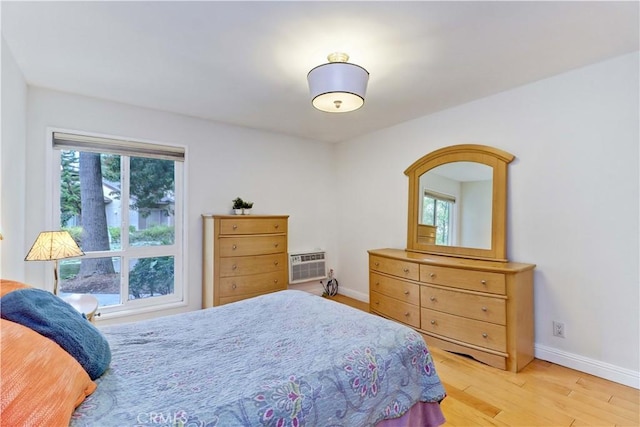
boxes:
[25,231,84,261]
[308,61,369,113]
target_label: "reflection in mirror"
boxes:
[419,162,493,249]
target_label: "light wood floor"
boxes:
[327,294,640,426]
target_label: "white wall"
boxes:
[19,87,336,320]
[460,180,492,248]
[1,36,27,281]
[335,52,639,386]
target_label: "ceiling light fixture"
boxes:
[307,52,369,113]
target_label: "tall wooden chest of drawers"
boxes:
[202,215,288,307]
[369,248,535,372]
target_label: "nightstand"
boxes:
[62,293,99,321]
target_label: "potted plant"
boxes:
[242,200,254,215]
[232,197,244,215]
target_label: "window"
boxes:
[52,131,185,316]
[422,190,455,245]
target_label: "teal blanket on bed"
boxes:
[71,290,445,426]
[0,288,111,380]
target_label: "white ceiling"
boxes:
[2,1,638,143]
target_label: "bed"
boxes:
[1,280,446,426]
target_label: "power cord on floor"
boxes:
[321,269,338,297]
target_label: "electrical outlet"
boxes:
[553,321,565,338]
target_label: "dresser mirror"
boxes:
[405,145,514,262]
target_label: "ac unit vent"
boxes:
[289,251,327,284]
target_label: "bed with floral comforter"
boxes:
[71,290,446,426]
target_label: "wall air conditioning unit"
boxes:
[289,251,327,284]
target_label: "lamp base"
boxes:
[53,259,59,295]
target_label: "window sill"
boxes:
[95,300,189,326]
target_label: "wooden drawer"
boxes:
[219,271,287,298]
[370,272,420,305]
[421,308,506,352]
[420,265,506,294]
[219,253,286,277]
[219,235,286,257]
[370,291,420,328]
[219,217,287,235]
[420,285,506,325]
[219,290,281,306]
[417,224,436,244]
[370,255,419,281]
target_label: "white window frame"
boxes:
[49,128,187,320]
[422,190,456,246]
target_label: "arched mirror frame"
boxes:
[405,144,514,262]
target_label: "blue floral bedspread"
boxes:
[71,290,446,427]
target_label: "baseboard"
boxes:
[288,281,323,296]
[336,287,369,303]
[535,344,639,389]
[287,282,370,303]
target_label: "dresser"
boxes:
[369,248,535,372]
[202,215,288,307]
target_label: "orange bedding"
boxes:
[0,279,97,426]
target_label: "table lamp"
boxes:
[25,230,85,295]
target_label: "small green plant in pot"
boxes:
[232,197,244,214]
[242,200,254,215]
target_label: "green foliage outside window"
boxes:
[422,195,452,245]
[129,257,174,299]
[64,225,174,246]
[131,225,174,245]
[102,155,175,218]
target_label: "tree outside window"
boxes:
[54,132,184,313]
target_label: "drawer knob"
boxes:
[375,301,380,305]
[274,243,279,248]
[232,264,237,270]
[274,279,278,284]
[274,224,279,229]
[429,296,436,302]
[429,273,436,278]
[404,290,410,295]
[374,262,380,267]
[403,268,410,273]
[430,320,437,325]
[274,261,279,266]
[232,224,238,229]
[232,283,237,289]
[404,312,410,317]
[232,244,237,250]
[481,306,487,312]
[481,280,487,285]
[375,282,380,286]
[482,333,488,338]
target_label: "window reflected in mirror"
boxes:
[421,191,454,245]
[418,161,492,250]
